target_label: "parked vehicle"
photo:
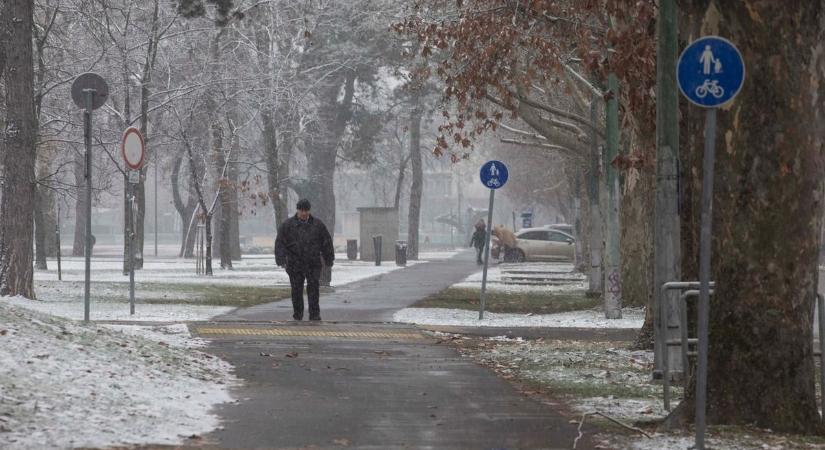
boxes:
[543,223,574,235]
[503,227,576,262]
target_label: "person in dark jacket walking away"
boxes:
[469,220,486,265]
[275,199,335,321]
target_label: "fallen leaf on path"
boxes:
[286,352,299,358]
[373,350,390,357]
[333,438,351,446]
[259,352,273,357]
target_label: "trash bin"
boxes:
[372,235,382,266]
[395,240,408,266]
[347,239,358,260]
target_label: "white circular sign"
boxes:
[121,127,145,170]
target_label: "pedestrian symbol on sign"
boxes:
[479,160,508,190]
[700,45,722,75]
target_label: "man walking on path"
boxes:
[275,199,335,321]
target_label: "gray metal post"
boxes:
[696,108,718,450]
[479,189,495,320]
[603,73,622,319]
[817,294,825,415]
[128,187,135,315]
[654,0,682,378]
[155,157,158,257]
[83,90,94,323]
[56,202,62,281]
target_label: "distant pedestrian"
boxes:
[470,220,486,265]
[275,199,335,321]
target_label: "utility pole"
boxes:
[603,73,622,319]
[654,0,682,381]
[587,97,603,296]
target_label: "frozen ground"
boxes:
[0,300,236,449]
[394,307,644,328]
[37,253,409,288]
[25,252,462,322]
[454,262,587,294]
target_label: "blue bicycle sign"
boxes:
[677,36,745,108]
[479,160,508,190]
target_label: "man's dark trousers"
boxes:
[288,266,322,319]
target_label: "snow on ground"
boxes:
[393,307,644,328]
[0,300,236,449]
[453,262,588,294]
[28,253,436,322]
[36,254,405,288]
[2,295,234,322]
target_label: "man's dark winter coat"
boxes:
[275,215,335,273]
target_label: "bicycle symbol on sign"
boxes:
[695,79,725,99]
[487,178,501,188]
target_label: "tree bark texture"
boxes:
[676,1,825,433]
[171,152,198,258]
[263,114,290,228]
[227,119,241,261]
[407,91,423,260]
[0,0,36,298]
[306,71,357,233]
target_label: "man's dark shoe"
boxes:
[309,315,321,321]
[293,313,303,321]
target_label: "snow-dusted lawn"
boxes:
[0,300,236,449]
[454,262,587,294]
[37,253,404,288]
[28,253,417,322]
[394,307,644,328]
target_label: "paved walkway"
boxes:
[200,251,594,449]
[215,252,482,322]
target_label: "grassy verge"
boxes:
[414,287,599,314]
[36,280,291,308]
[140,283,291,307]
[451,336,825,449]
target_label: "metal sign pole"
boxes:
[479,188,495,319]
[128,185,135,315]
[83,89,94,323]
[696,107,717,450]
[56,202,62,281]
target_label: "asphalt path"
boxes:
[201,251,595,449]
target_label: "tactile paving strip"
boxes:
[193,326,426,340]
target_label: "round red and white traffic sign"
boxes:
[121,127,145,170]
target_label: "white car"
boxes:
[509,227,576,262]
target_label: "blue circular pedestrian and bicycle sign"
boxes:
[677,36,745,108]
[480,160,508,189]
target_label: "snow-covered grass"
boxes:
[0,300,236,449]
[454,262,587,294]
[37,253,403,287]
[393,307,644,328]
[29,254,415,322]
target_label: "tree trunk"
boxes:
[227,119,241,261]
[171,152,198,258]
[263,112,289,228]
[0,0,36,298]
[619,149,655,310]
[407,91,423,260]
[34,187,49,270]
[587,99,604,297]
[306,72,357,233]
[211,121,232,270]
[131,0,161,270]
[394,154,410,209]
[675,2,825,433]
